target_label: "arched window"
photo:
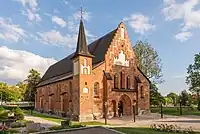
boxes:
[94,82,99,97]
[114,74,119,89]
[83,68,88,74]
[120,72,125,89]
[141,86,144,98]
[69,82,72,101]
[127,76,130,89]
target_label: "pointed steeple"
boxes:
[72,20,93,59]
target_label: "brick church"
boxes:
[35,19,151,121]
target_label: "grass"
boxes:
[151,107,200,116]
[23,110,64,123]
[72,121,106,126]
[113,127,200,134]
[24,110,105,125]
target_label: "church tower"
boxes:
[71,19,94,121]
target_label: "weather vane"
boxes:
[79,6,85,20]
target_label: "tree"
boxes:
[180,90,190,106]
[167,92,178,106]
[133,41,164,84]
[164,96,173,106]
[16,82,27,101]
[186,53,200,97]
[24,69,41,102]
[150,83,164,106]
[0,82,21,102]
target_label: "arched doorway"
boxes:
[118,94,132,116]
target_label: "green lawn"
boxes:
[23,110,64,123]
[113,127,200,134]
[151,107,200,116]
[73,121,106,126]
[24,110,105,125]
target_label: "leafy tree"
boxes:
[133,41,164,84]
[150,83,164,106]
[180,90,190,106]
[0,82,20,102]
[166,92,178,106]
[16,82,27,101]
[186,53,200,97]
[198,99,200,111]
[24,69,41,102]
[164,96,173,106]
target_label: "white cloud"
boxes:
[123,13,155,34]
[15,0,38,10]
[172,75,185,78]
[0,46,57,82]
[53,9,60,14]
[37,30,77,48]
[175,31,192,42]
[22,9,41,22]
[38,11,95,47]
[52,16,66,27]
[162,0,200,31]
[63,0,69,5]
[0,17,26,43]
[15,0,41,23]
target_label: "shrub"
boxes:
[8,128,20,134]
[70,124,85,128]
[49,125,65,130]
[14,107,24,120]
[197,99,200,111]
[11,122,22,128]
[0,107,8,119]
[150,123,194,133]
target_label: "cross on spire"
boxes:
[79,6,85,21]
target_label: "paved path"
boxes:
[97,113,200,131]
[25,115,60,128]
[25,113,200,132]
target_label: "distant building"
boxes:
[35,19,151,121]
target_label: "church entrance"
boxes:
[118,101,123,117]
[118,94,132,116]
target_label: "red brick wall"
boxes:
[35,22,150,121]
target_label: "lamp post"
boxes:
[132,100,136,122]
[160,102,163,118]
[104,101,108,125]
[103,71,112,125]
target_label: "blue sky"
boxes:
[0,0,200,95]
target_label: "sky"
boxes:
[0,0,200,95]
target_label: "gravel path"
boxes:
[97,113,200,131]
[24,115,60,128]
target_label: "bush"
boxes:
[0,107,8,119]
[197,99,200,111]
[14,107,24,120]
[150,123,194,133]
[8,128,20,134]
[70,124,85,128]
[49,124,85,131]
[27,129,39,133]
[11,122,22,128]
[49,125,65,130]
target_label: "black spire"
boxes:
[72,20,93,59]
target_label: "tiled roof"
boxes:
[38,29,117,87]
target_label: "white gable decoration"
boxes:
[114,50,129,67]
